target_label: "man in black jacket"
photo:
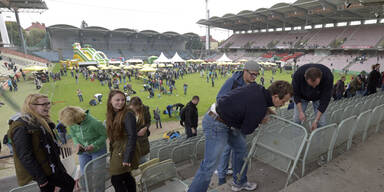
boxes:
[184,96,199,138]
[366,64,381,95]
[292,63,333,130]
[334,76,345,100]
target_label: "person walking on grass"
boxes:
[153,107,162,129]
[184,83,188,95]
[77,89,84,102]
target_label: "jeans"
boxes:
[217,144,231,181]
[293,100,326,128]
[155,119,162,128]
[78,95,83,102]
[111,172,136,192]
[188,114,248,192]
[79,147,107,174]
[7,143,13,154]
[39,171,75,192]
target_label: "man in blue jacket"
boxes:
[292,63,333,130]
[188,81,293,192]
[215,61,261,185]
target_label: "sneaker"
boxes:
[214,170,218,175]
[231,182,258,191]
[227,169,233,175]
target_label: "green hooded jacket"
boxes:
[69,110,107,152]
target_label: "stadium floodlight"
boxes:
[345,0,352,8]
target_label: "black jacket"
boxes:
[367,70,381,91]
[122,112,137,163]
[9,117,64,185]
[335,80,345,95]
[292,63,333,113]
[184,101,198,128]
[216,83,273,135]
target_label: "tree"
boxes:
[185,37,203,50]
[6,21,26,47]
[26,29,46,47]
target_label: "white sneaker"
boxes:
[214,170,218,175]
[231,182,258,191]
[227,169,233,175]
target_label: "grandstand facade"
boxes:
[198,0,384,73]
[34,25,200,62]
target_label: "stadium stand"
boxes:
[45,26,200,61]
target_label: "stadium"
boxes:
[38,25,200,61]
[1,0,384,192]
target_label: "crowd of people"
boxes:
[5,59,384,192]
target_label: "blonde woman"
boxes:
[59,106,107,175]
[106,90,140,192]
[8,94,75,191]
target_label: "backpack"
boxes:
[179,107,187,126]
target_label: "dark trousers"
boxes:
[185,126,197,139]
[39,171,75,192]
[111,172,136,192]
[156,119,162,128]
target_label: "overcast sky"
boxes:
[1,0,296,41]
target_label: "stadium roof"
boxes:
[198,0,384,31]
[46,25,200,39]
[0,0,47,12]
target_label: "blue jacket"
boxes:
[217,83,273,135]
[216,71,246,101]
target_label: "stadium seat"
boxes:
[194,138,205,161]
[139,160,188,192]
[328,116,357,161]
[171,142,195,166]
[158,143,179,161]
[300,123,337,177]
[247,115,307,188]
[348,110,372,150]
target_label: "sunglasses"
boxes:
[246,70,259,77]
[32,102,51,106]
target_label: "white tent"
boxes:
[216,53,232,62]
[170,52,186,63]
[154,52,170,63]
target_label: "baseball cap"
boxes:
[243,60,261,71]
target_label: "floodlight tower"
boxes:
[205,0,211,52]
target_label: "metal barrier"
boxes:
[301,123,337,177]
[328,116,357,161]
[83,153,110,192]
[240,115,307,189]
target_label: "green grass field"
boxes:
[0,64,352,137]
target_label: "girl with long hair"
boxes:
[128,96,151,164]
[8,93,75,191]
[106,90,139,192]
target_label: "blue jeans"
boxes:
[79,146,107,174]
[188,114,248,192]
[293,100,326,127]
[217,144,231,181]
[7,143,13,154]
